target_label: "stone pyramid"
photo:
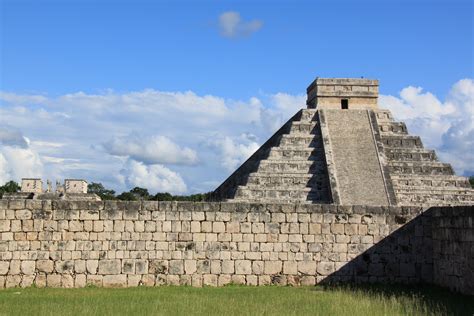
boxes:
[211,78,474,206]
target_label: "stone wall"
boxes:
[431,206,473,295]
[0,200,472,294]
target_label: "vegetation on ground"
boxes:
[0,284,472,316]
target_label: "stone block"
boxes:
[283,261,297,275]
[264,261,282,274]
[235,260,251,274]
[218,274,232,286]
[169,260,184,274]
[0,261,9,275]
[317,262,335,276]
[98,260,121,275]
[203,274,218,286]
[213,222,225,233]
[37,260,54,273]
[103,275,127,287]
[47,275,62,287]
[298,261,316,275]
[184,260,196,274]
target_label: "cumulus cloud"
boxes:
[260,93,306,132]
[0,127,29,148]
[0,79,471,193]
[218,11,263,38]
[0,127,44,183]
[120,159,187,194]
[207,134,260,171]
[380,78,474,175]
[103,134,198,165]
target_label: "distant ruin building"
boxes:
[212,78,474,206]
[20,178,43,193]
[3,178,99,201]
[64,179,88,194]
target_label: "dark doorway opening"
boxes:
[341,99,349,109]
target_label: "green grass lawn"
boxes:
[0,284,472,316]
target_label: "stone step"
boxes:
[388,161,454,175]
[267,148,323,160]
[378,122,408,135]
[391,175,472,188]
[245,176,326,188]
[394,186,474,194]
[279,134,320,147]
[257,160,327,173]
[288,121,319,134]
[373,110,395,122]
[381,135,423,148]
[234,186,329,202]
[396,193,474,205]
[297,109,318,122]
[384,148,437,161]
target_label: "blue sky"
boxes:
[0,0,473,194]
[2,0,472,98]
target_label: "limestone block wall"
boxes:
[0,200,472,294]
[431,206,473,295]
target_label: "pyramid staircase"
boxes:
[212,77,473,206]
[373,109,474,206]
[211,109,332,203]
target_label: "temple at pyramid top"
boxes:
[211,77,474,206]
[307,78,379,110]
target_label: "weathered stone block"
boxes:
[264,261,282,275]
[37,260,54,273]
[317,262,335,276]
[235,260,251,274]
[0,261,9,275]
[98,260,121,275]
[103,275,127,287]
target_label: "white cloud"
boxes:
[380,78,474,175]
[0,127,29,148]
[0,146,44,184]
[103,134,198,165]
[121,159,187,194]
[0,127,45,183]
[0,78,471,194]
[207,134,260,171]
[218,11,263,38]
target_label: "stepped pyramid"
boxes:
[211,78,474,206]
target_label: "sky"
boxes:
[0,0,473,194]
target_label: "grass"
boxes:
[0,284,472,316]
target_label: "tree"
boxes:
[87,182,116,200]
[130,187,150,200]
[0,181,20,199]
[116,192,137,201]
[152,192,173,201]
[470,176,474,189]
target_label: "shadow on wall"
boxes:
[319,206,473,296]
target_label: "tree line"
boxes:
[0,181,211,201]
[2,178,474,200]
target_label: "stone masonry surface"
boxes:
[0,200,472,294]
[321,109,389,205]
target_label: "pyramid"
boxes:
[211,78,474,206]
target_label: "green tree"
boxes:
[469,176,474,188]
[130,187,151,200]
[0,180,20,199]
[87,182,116,200]
[116,192,137,201]
[152,192,173,201]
